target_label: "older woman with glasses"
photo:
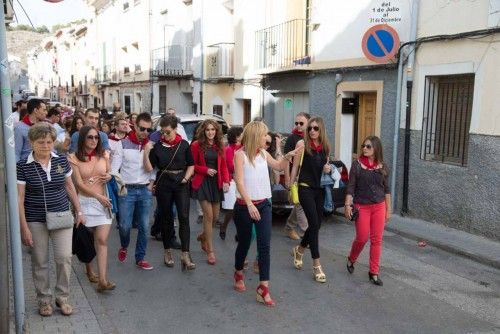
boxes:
[345,136,391,286]
[289,117,332,283]
[149,115,195,270]
[17,123,85,316]
[69,126,115,292]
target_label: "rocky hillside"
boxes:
[6,30,49,69]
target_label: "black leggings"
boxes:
[157,182,191,252]
[299,186,324,259]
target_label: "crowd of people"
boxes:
[13,98,391,316]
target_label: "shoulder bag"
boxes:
[289,150,304,205]
[34,163,74,230]
[152,143,182,195]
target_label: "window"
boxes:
[421,74,474,166]
[213,105,223,117]
[159,85,166,115]
[135,64,141,73]
[124,66,130,75]
[124,95,132,113]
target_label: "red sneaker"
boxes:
[118,248,127,263]
[136,260,154,270]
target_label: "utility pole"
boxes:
[1,6,25,334]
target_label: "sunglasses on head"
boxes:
[139,126,154,133]
[295,121,304,126]
[308,126,320,132]
[86,135,100,141]
[361,144,373,149]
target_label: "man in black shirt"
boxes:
[284,112,310,240]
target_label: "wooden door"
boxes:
[355,93,377,158]
[243,99,251,126]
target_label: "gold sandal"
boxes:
[313,265,327,283]
[38,302,53,317]
[291,246,303,269]
[86,272,99,283]
[97,281,116,293]
[164,250,174,267]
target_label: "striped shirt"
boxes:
[17,152,73,223]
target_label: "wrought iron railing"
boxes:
[255,19,310,70]
[151,45,193,77]
[207,43,234,79]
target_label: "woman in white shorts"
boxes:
[69,125,115,293]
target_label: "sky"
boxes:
[12,0,92,29]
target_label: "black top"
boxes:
[298,149,327,189]
[149,140,193,185]
[347,160,390,204]
[284,133,302,154]
[16,155,72,223]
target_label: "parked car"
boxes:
[271,133,349,215]
[152,114,229,143]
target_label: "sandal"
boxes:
[55,300,73,316]
[256,284,275,307]
[86,272,99,283]
[313,265,327,283]
[97,281,116,293]
[233,271,246,292]
[291,246,303,270]
[164,250,174,267]
[38,302,53,317]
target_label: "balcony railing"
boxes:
[255,19,310,71]
[151,45,193,77]
[206,43,234,80]
[95,66,118,84]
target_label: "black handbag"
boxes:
[72,224,96,263]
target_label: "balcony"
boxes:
[206,43,234,81]
[95,65,118,85]
[151,45,193,78]
[255,19,311,72]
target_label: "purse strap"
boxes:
[155,142,182,185]
[33,161,70,213]
[294,150,305,183]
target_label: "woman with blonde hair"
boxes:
[289,117,332,283]
[232,121,297,307]
[191,119,230,265]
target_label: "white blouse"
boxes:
[236,150,272,201]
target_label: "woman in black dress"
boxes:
[149,115,195,270]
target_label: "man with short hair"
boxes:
[284,112,311,240]
[69,108,110,153]
[11,99,27,126]
[14,99,48,162]
[108,112,130,162]
[47,107,66,141]
[112,112,156,270]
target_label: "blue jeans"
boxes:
[118,186,153,262]
[234,200,272,281]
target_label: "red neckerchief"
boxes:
[292,128,304,138]
[85,150,96,161]
[108,132,127,142]
[230,143,242,151]
[359,155,378,170]
[310,141,323,153]
[128,131,149,150]
[161,133,182,146]
[22,115,34,126]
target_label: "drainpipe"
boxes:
[0,10,25,334]
[390,0,419,212]
[199,1,204,116]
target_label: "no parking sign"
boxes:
[361,24,400,63]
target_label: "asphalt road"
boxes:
[75,201,500,334]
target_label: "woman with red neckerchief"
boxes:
[345,135,391,286]
[69,126,115,293]
[149,116,196,270]
[191,119,230,265]
[289,117,332,283]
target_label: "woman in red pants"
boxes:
[344,135,391,286]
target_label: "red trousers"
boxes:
[348,201,386,274]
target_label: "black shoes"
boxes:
[368,272,383,286]
[346,258,354,274]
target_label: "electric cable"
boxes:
[15,0,35,29]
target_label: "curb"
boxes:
[385,225,500,270]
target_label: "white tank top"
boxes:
[236,150,272,200]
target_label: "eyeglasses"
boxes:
[86,135,100,141]
[295,121,304,126]
[308,126,320,132]
[161,130,172,136]
[361,144,373,149]
[139,126,154,133]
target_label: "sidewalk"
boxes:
[386,214,500,270]
[18,247,108,334]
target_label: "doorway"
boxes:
[243,99,251,126]
[353,92,377,159]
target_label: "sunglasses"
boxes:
[265,141,272,146]
[161,130,172,136]
[295,121,304,126]
[139,126,154,133]
[361,144,373,149]
[86,135,100,141]
[308,126,320,132]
